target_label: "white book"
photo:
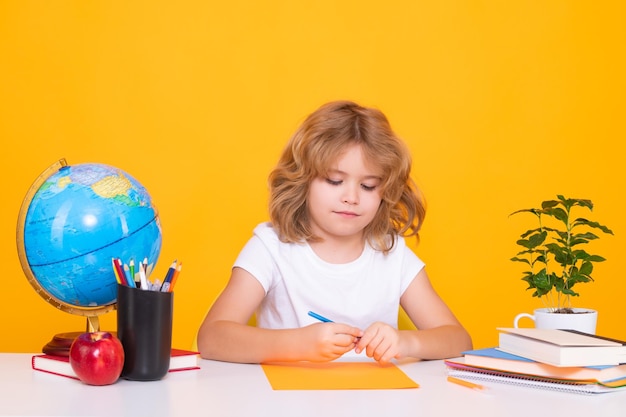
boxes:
[497,328,626,367]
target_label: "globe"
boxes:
[16,159,162,354]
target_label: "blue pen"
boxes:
[308,311,333,323]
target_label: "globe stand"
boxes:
[42,316,102,357]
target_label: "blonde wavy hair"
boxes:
[268,100,425,254]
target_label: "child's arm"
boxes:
[197,267,363,363]
[355,268,472,363]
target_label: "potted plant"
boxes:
[510,195,613,333]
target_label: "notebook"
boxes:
[445,359,626,395]
[456,347,626,382]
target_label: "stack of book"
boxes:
[445,327,626,394]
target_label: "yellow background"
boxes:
[1,1,625,353]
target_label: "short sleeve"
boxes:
[233,234,276,294]
[398,238,425,294]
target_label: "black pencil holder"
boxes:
[117,284,173,381]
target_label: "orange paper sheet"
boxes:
[261,361,419,390]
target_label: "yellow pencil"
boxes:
[447,375,486,391]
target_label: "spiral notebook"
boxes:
[445,360,626,395]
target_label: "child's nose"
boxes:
[342,185,359,205]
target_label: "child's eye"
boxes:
[326,179,342,186]
[361,184,377,191]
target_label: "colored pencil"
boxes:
[123,262,136,288]
[113,258,128,286]
[112,258,122,284]
[167,262,183,292]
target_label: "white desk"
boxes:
[1,353,625,416]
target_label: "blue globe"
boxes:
[16,159,162,317]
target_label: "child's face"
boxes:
[307,144,383,242]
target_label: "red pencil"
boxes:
[114,258,128,286]
[111,258,122,284]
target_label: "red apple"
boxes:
[69,331,125,386]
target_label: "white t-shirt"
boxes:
[234,222,425,330]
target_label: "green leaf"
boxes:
[516,237,546,250]
[510,257,531,265]
[579,261,593,276]
[574,218,614,235]
[569,237,592,246]
[571,232,598,241]
[572,250,590,261]
[541,200,560,209]
[561,288,579,296]
[544,207,568,223]
[572,199,593,210]
[527,231,547,248]
[510,208,541,217]
[529,269,552,291]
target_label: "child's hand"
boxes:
[355,322,403,364]
[300,323,363,362]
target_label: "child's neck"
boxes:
[308,235,365,264]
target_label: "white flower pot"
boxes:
[513,308,598,334]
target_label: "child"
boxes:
[197,100,472,364]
